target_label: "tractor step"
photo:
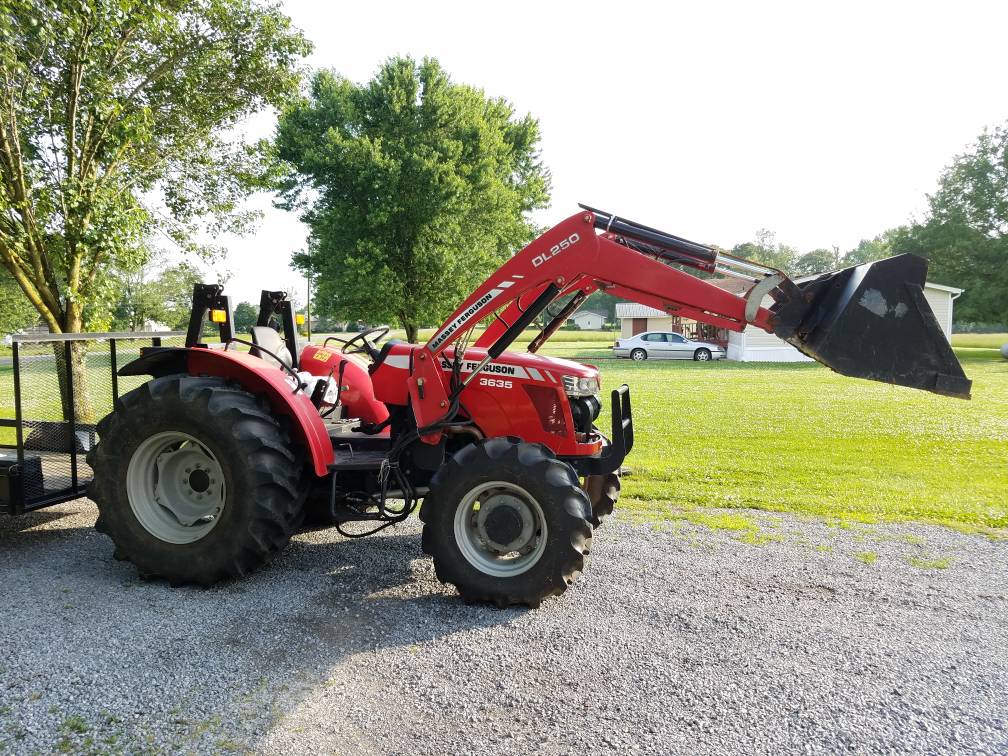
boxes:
[327,449,388,472]
[326,422,391,453]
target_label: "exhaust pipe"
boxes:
[770,254,972,399]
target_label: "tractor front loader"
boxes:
[87,206,970,607]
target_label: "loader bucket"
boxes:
[771,254,972,398]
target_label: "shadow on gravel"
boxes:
[257,530,520,660]
[0,502,516,751]
[0,508,78,539]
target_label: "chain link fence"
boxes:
[0,332,186,515]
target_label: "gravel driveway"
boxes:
[1,501,1005,754]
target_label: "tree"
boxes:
[0,0,309,420]
[112,260,202,331]
[233,301,258,333]
[929,124,1008,238]
[274,57,551,343]
[157,262,203,329]
[792,247,840,277]
[732,229,799,273]
[111,259,164,331]
[0,268,37,333]
[892,123,1008,325]
[842,232,898,267]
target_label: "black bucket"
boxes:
[770,254,972,398]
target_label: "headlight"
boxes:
[562,375,600,396]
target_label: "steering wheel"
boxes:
[337,326,390,361]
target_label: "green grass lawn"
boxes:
[2,329,1005,535]
[587,350,1007,534]
[952,332,1007,349]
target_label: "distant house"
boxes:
[569,310,606,330]
[614,303,726,345]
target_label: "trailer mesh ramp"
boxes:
[0,332,185,514]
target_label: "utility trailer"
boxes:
[0,332,187,517]
[12,206,973,608]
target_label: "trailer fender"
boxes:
[120,347,334,476]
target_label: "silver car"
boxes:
[613,331,726,361]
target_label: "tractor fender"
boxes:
[120,347,334,476]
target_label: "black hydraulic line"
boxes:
[488,283,560,359]
[528,291,588,354]
[579,204,719,266]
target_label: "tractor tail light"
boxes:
[523,384,568,437]
[209,309,228,324]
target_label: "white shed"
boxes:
[569,310,606,330]
[725,280,962,362]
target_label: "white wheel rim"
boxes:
[126,431,227,544]
[632,350,645,361]
[453,481,548,577]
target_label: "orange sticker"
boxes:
[312,349,333,361]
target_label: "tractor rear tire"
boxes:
[584,472,621,527]
[420,438,593,608]
[87,375,306,586]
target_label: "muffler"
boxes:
[769,254,972,399]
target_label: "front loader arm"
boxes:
[407,210,782,438]
[471,207,971,399]
[471,211,777,351]
[407,205,970,442]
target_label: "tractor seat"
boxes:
[249,326,294,369]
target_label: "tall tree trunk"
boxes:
[53,340,95,424]
[53,309,95,424]
[403,322,419,344]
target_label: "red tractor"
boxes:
[88,206,970,607]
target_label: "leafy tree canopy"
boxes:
[731,229,800,273]
[0,0,311,335]
[112,260,203,330]
[233,301,258,333]
[274,56,551,342]
[891,123,1008,325]
[0,268,37,333]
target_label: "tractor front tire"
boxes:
[87,375,306,586]
[584,472,621,527]
[421,438,593,608]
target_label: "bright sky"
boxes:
[210,0,1008,304]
